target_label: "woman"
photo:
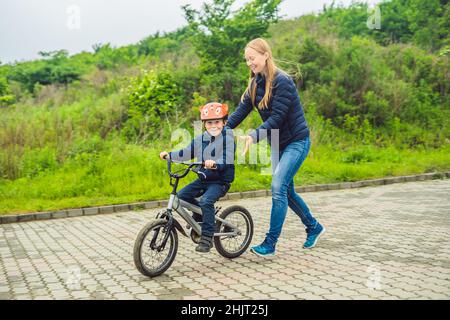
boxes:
[226,38,325,256]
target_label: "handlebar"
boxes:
[163,155,216,179]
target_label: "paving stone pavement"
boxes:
[0,179,449,300]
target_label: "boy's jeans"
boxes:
[178,180,230,237]
[266,137,318,244]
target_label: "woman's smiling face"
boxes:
[245,47,269,75]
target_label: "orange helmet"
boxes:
[199,102,228,121]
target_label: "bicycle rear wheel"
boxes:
[133,219,178,277]
[214,205,253,259]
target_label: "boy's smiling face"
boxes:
[205,119,225,137]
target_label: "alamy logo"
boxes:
[66,266,81,290]
[366,265,381,290]
[367,5,381,30]
[67,5,81,30]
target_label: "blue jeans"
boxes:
[178,179,230,237]
[266,137,318,244]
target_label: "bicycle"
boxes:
[133,157,254,277]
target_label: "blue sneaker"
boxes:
[303,223,325,249]
[250,239,276,257]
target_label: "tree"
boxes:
[320,0,450,52]
[182,0,281,102]
[137,29,187,56]
[7,50,82,92]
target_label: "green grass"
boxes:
[1,142,449,215]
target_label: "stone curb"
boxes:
[1,171,448,225]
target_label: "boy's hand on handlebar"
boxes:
[160,151,169,160]
[204,160,217,169]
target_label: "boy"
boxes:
[160,102,235,253]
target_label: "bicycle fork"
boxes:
[150,194,178,252]
[150,214,174,252]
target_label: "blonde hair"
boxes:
[241,38,285,110]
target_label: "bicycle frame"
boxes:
[159,158,240,240]
[170,195,239,237]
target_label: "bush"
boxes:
[297,37,334,89]
[0,77,15,107]
[93,43,138,70]
[19,146,58,178]
[122,70,182,143]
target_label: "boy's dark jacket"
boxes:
[169,128,235,185]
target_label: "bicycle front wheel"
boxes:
[133,219,178,277]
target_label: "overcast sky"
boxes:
[0,0,380,64]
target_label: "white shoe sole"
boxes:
[250,247,275,257]
[303,227,326,249]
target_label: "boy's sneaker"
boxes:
[250,239,276,257]
[195,234,213,253]
[303,223,325,249]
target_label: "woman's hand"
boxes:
[239,135,254,156]
[160,151,169,160]
[204,160,217,169]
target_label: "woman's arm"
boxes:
[249,79,293,144]
[226,92,253,129]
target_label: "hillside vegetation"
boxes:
[0,0,448,214]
